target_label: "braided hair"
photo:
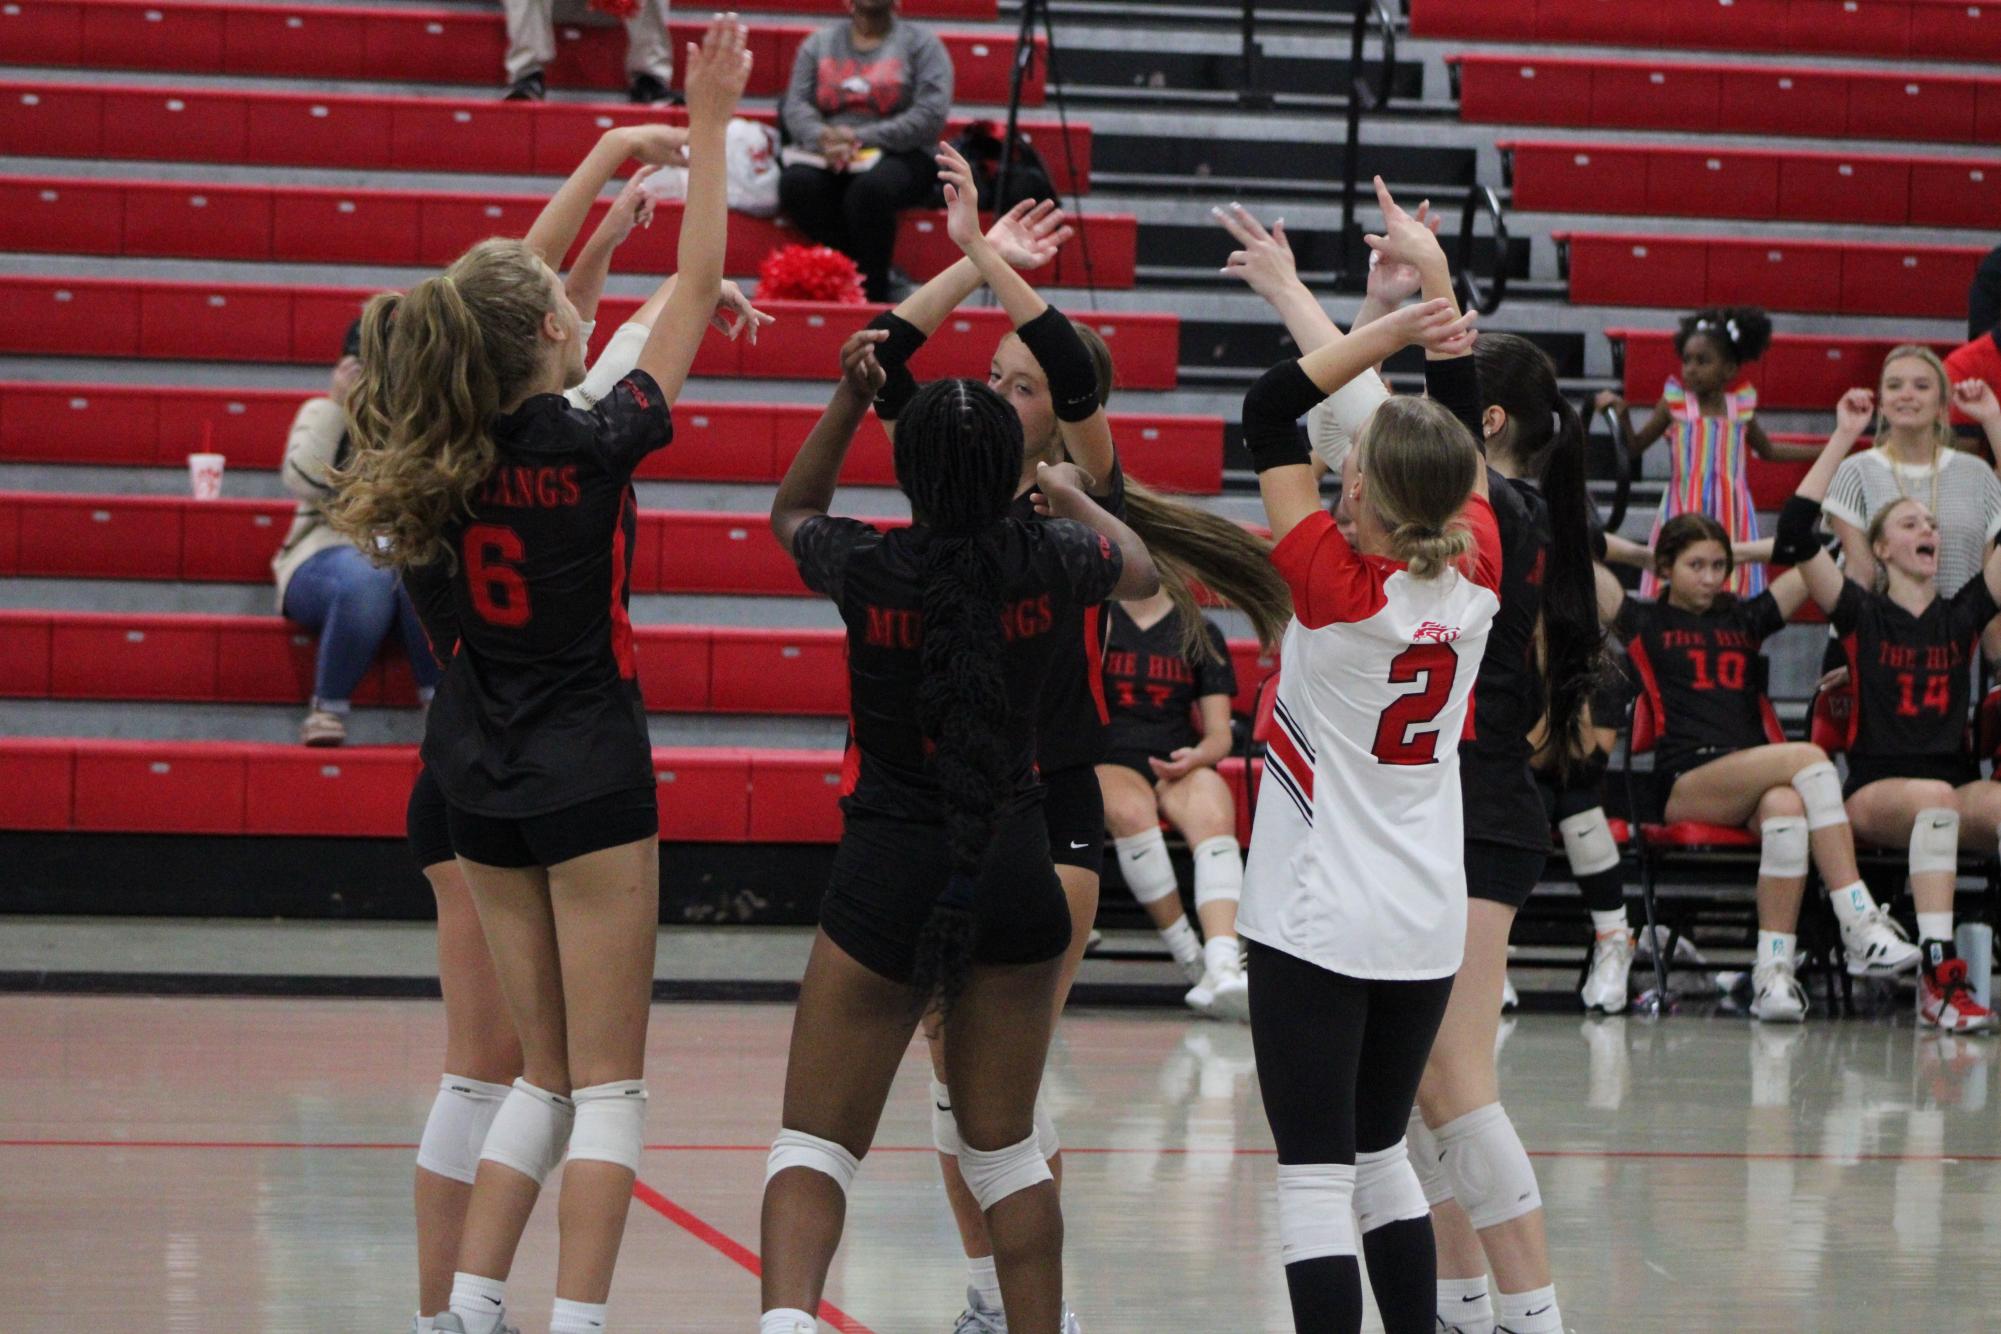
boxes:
[893,378,1026,1020]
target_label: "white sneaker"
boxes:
[429,1315,519,1334]
[952,1288,1005,1333]
[1186,938,1250,1021]
[1580,929,1635,1013]
[1748,957,1808,1023]
[1841,907,1922,977]
[1062,1302,1083,1333]
[1501,973,1519,1013]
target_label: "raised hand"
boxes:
[1382,296,1475,355]
[683,15,752,131]
[987,199,1073,271]
[935,141,984,251]
[602,167,659,247]
[1029,460,1097,517]
[1835,387,1876,436]
[1953,377,2001,424]
[711,280,775,344]
[1366,198,1441,306]
[1362,175,1448,278]
[621,124,690,168]
[1214,202,1300,303]
[838,328,887,398]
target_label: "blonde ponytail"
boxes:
[1353,395,1480,583]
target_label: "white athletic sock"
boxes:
[1438,1275,1494,1333]
[1159,916,1204,973]
[413,1318,435,1334]
[968,1253,1002,1310]
[760,1309,816,1334]
[1496,1283,1562,1333]
[1828,881,1877,927]
[1756,930,1796,968]
[1918,911,1955,947]
[550,1297,608,1333]
[1203,933,1241,977]
[1590,908,1630,938]
[449,1273,508,1334]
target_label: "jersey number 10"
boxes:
[1372,643,1458,766]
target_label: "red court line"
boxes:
[631,1179,876,1334]
[3,1138,2000,1164]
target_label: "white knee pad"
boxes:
[416,1074,511,1185]
[1275,1162,1357,1264]
[958,1133,1052,1212]
[568,1079,647,1173]
[1114,828,1180,906]
[1405,1107,1455,1207]
[929,1076,960,1157]
[1759,816,1810,880]
[1191,836,1244,910]
[1352,1140,1431,1235]
[1033,1087,1060,1159]
[1910,807,1961,877]
[479,1078,575,1185]
[1557,808,1622,878]
[1790,761,1848,831]
[766,1129,860,1194]
[1434,1104,1542,1231]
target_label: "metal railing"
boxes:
[1454,181,1509,317]
[1336,0,1399,286]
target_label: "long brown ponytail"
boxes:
[330,238,555,569]
[1122,480,1291,658]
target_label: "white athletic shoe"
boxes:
[1748,957,1808,1023]
[1062,1301,1083,1333]
[1186,948,1250,1022]
[1841,907,1922,977]
[1501,973,1519,1013]
[1580,929,1635,1014]
[429,1314,519,1334]
[952,1288,1006,1334]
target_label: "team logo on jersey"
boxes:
[1413,621,1461,644]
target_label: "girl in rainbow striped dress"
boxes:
[1600,307,1817,597]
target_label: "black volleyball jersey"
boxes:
[420,371,671,817]
[1616,591,1788,775]
[1459,471,1554,850]
[1832,579,1996,760]
[793,514,1125,822]
[1006,459,1126,774]
[1102,605,1238,758]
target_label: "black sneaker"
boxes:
[628,72,675,105]
[503,70,546,102]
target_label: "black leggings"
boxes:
[1248,939,1455,1334]
[777,146,937,301]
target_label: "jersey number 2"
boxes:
[465,524,530,627]
[1371,643,1458,766]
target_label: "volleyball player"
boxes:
[333,20,752,1334]
[757,325,1158,1334]
[1238,283,1495,1334]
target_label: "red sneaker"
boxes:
[1919,951,1997,1034]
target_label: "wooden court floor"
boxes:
[4,994,1998,1330]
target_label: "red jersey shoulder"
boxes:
[1273,511,1392,630]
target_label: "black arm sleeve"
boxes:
[1423,354,1484,444]
[1772,495,1825,567]
[867,311,926,422]
[1016,306,1102,423]
[1241,360,1323,474]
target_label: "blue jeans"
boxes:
[282,544,444,707]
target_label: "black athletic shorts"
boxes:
[820,794,1073,984]
[406,766,454,871]
[446,786,659,869]
[1099,747,1161,785]
[1042,763,1105,871]
[1657,745,1744,801]
[1843,752,1981,799]
[1464,838,1547,910]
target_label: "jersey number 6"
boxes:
[465,524,531,628]
[1371,642,1458,766]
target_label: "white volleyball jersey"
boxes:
[1238,499,1503,981]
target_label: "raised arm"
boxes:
[634,19,752,405]
[1031,461,1160,600]
[1770,413,1856,615]
[939,143,1115,489]
[525,126,685,273]
[1214,204,1341,354]
[563,168,657,324]
[1953,377,2001,467]
[772,330,885,552]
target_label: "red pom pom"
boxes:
[588,0,643,17]
[756,245,867,305]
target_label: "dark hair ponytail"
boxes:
[1473,333,1607,776]
[893,379,1025,1019]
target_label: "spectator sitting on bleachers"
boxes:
[1599,307,1817,602]
[1609,515,1919,1022]
[778,0,954,301]
[500,0,674,104]
[272,320,443,747]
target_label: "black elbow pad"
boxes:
[1016,307,1103,423]
[1772,495,1825,566]
[1242,361,1323,473]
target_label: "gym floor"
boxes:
[6,990,1997,1331]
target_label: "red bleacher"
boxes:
[1453,53,2001,144]
[0,1,1034,103]
[1415,0,2001,63]
[1505,140,2001,229]
[0,738,1262,844]
[1559,232,1984,318]
[0,176,1138,289]
[0,278,1181,388]
[0,80,1094,192]
[1608,328,1961,410]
